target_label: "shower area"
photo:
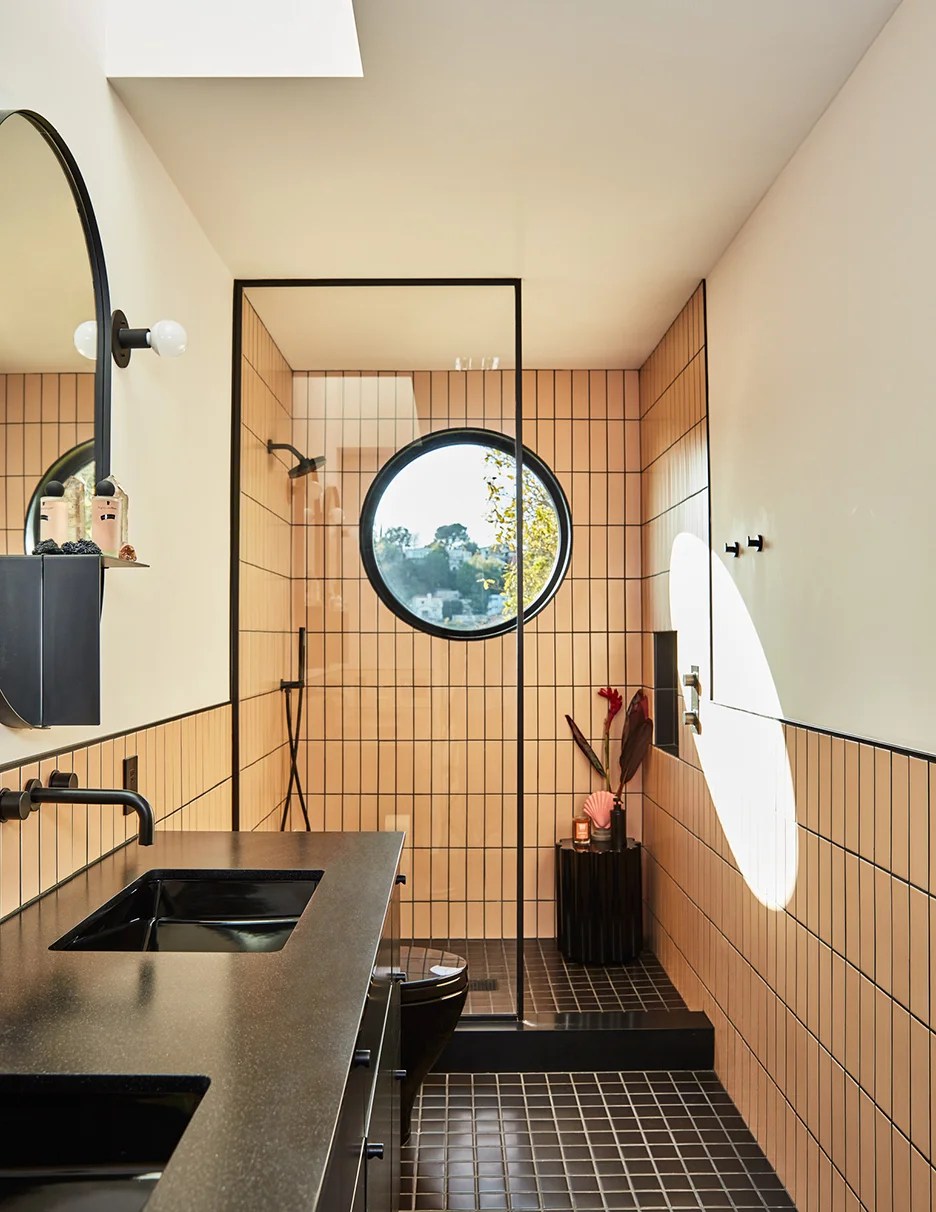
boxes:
[232,280,651,1021]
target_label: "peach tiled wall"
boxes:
[291,368,642,939]
[639,284,935,1208]
[0,704,232,921]
[0,372,94,554]
[237,301,294,831]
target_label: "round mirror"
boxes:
[0,110,109,555]
[360,428,571,639]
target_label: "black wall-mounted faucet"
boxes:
[0,771,155,845]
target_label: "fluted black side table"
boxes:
[556,838,643,964]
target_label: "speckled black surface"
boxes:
[0,830,404,1210]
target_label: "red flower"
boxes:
[598,687,623,733]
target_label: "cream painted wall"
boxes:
[706,0,934,753]
[0,0,233,764]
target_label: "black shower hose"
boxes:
[280,679,311,831]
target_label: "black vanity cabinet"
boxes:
[319,884,400,1211]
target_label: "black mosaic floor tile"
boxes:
[400,1072,796,1212]
[414,938,687,1016]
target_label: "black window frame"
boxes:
[359,426,571,641]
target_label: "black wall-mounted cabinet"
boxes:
[0,555,100,728]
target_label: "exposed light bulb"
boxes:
[147,319,188,358]
[73,320,97,360]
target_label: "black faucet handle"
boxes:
[49,770,78,790]
[0,779,41,820]
[0,787,32,822]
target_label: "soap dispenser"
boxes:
[91,478,128,557]
[39,481,68,546]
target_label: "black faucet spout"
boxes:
[28,785,156,845]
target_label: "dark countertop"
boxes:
[0,830,404,1210]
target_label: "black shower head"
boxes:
[288,455,326,480]
[267,440,326,479]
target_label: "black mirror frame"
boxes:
[359,426,572,641]
[0,109,113,486]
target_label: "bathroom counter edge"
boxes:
[0,829,405,1211]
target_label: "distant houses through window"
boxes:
[360,428,571,640]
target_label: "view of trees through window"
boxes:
[370,441,562,632]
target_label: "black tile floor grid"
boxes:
[401,1072,796,1211]
[415,939,686,1016]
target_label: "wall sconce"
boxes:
[74,312,188,367]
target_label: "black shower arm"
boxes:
[267,440,306,463]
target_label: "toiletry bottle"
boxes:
[572,814,591,850]
[610,798,626,852]
[39,481,68,546]
[92,478,128,557]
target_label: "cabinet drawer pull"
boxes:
[353,1048,372,1068]
[392,1069,407,1081]
[366,1142,385,1160]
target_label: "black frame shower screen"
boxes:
[231,278,527,1021]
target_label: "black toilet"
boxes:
[400,944,468,1142]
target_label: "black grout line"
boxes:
[641,846,927,1210]
[402,1071,795,1211]
[414,938,686,1017]
[643,783,933,1032]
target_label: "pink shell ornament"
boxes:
[582,789,615,830]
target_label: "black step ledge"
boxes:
[434,1009,714,1072]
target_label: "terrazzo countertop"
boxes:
[0,829,404,1210]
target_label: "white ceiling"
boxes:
[113,0,902,369]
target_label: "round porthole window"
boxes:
[360,428,571,640]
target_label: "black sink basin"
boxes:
[50,870,323,954]
[0,1073,207,1210]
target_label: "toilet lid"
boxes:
[400,943,468,989]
